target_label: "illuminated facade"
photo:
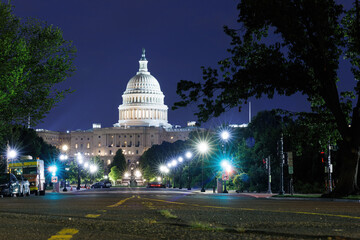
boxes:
[37,49,195,185]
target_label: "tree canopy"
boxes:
[0,3,76,143]
[174,0,360,196]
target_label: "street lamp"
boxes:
[76,153,83,190]
[170,159,178,188]
[185,151,193,190]
[6,148,17,173]
[197,141,209,192]
[220,160,232,193]
[220,129,232,193]
[178,157,184,189]
[159,165,169,187]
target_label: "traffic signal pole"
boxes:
[328,143,332,193]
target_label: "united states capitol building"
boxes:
[37,49,197,184]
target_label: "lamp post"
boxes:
[220,160,232,193]
[220,130,231,194]
[171,159,178,188]
[185,151,192,190]
[76,153,83,190]
[197,141,209,192]
[59,154,68,191]
[6,148,17,173]
[160,165,169,187]
[178,157,183,189]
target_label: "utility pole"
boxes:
[279,133,285,195]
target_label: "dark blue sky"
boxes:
[12,0,355,131]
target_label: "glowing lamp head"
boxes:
[89,164,98,173]
[220,160,232,173]
[220,130,230,141]
[84,162,89,169]
[185,151,192,159]
[124,172,130,178]
[171,159,178,167]
[157,176,162,182]
[135,170,142,178]
[178,157,183,163]
[197,141,209,154]
[7,149,17,159]
[62,145,69,152]
[167,163,172,168]
[59,154,68,161]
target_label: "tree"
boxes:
[174,1,360,196]
[110,149,126,174]
[0,3,76,143]
[109,166,121,185]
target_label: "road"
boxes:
[0,188,359,240]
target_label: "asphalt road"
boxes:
[0,188,359,240]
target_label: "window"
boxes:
[87,143,90,148]
[75,144,78,149]
[98,136,101,138]
[87,138,90,140]
[98,143,101,147]
[81,138,83,140]
[107,159,111,165]
[109,150,112,155]
[136,150,139,154]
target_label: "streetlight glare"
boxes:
[185,151,192,159]
[197,141,209,154]
[221,130,230,141]
[221,160,232,173]
[60,154,68,161]
[62,145,69,151]
[171,159,178,167]
[7,149,17,159]
[178,157,183,163]
[135,170,142,177]
[89,164,98,173]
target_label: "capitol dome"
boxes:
[114,49,171,128]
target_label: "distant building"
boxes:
[37,49,197,185]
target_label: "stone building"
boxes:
[37,49,195,185]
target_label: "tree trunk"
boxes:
[332,138,360,196]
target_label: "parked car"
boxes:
[103,180,112,188]
[91,182,105,188]
[15,175,31,196]
[91,181,112,189]
[0,173,21,197]
[146,182,166,188]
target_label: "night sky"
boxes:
[12,0,354,131]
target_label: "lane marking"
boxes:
[107,195,135,208]
[141,197,360,220]
[85,214,101,218]
[48,228,79,240]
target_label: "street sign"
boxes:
[222,174,229,181]
[51,176,58,183]
[288,166,294,174]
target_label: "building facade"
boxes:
[37,49,195,185]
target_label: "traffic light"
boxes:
[320,152,325,164]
